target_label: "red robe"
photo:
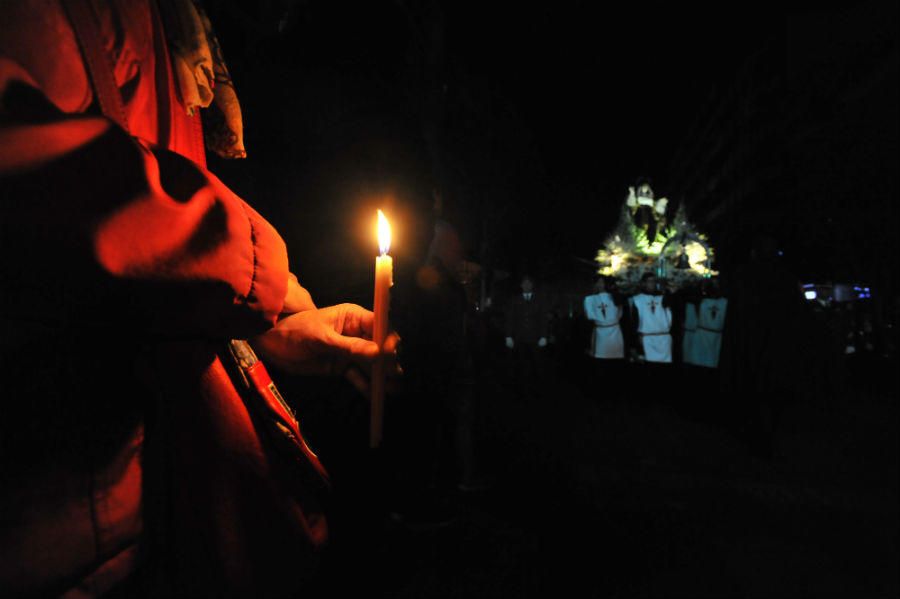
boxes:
[0,2,325,596]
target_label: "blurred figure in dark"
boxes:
[666,275,693,366]
[693,277,728,369]
[391,219,479,524]
[504,274,550,401]
[681,288,700,367]
[681,277,728,423]
[720,234,805,459]
[583,276,626,397]
[624,273,674,412]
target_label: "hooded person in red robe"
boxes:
[0,1,391,596]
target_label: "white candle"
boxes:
[371,210,392,448]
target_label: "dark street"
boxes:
[292,347,899,598]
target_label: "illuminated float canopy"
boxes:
[595,183,718,292]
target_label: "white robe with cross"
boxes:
[630,293,673,363]
[584,292,624,359]
[693,297,727,368]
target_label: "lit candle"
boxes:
[371,209,392,448]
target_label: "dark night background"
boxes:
[199,1,897,597]
[206,0,898,302]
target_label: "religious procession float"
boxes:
[595,182,718,293]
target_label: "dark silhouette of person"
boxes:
[504,275,550,401]
[720,234,804,458]
[391,219,478,523]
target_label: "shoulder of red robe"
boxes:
[0,1,93,114]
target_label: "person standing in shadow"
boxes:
[504,275,550,403]
[390,219,479,525]
[720,234,804,459]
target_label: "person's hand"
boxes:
[281,273,316,314]
[537,337,547,348]
[505,337,515,349]
[253,303,398,378]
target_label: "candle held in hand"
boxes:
[371,210,392,448]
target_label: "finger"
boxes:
[381,332,402,377]
[326,331,379,362]
[382,331,400,355]
[339,304,375,339]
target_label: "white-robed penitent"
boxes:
[683,302,698,365]
[584,292,624,359]
[693,297,727,368]
[630,293,673,363]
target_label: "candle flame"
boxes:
[377,209,391,255]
